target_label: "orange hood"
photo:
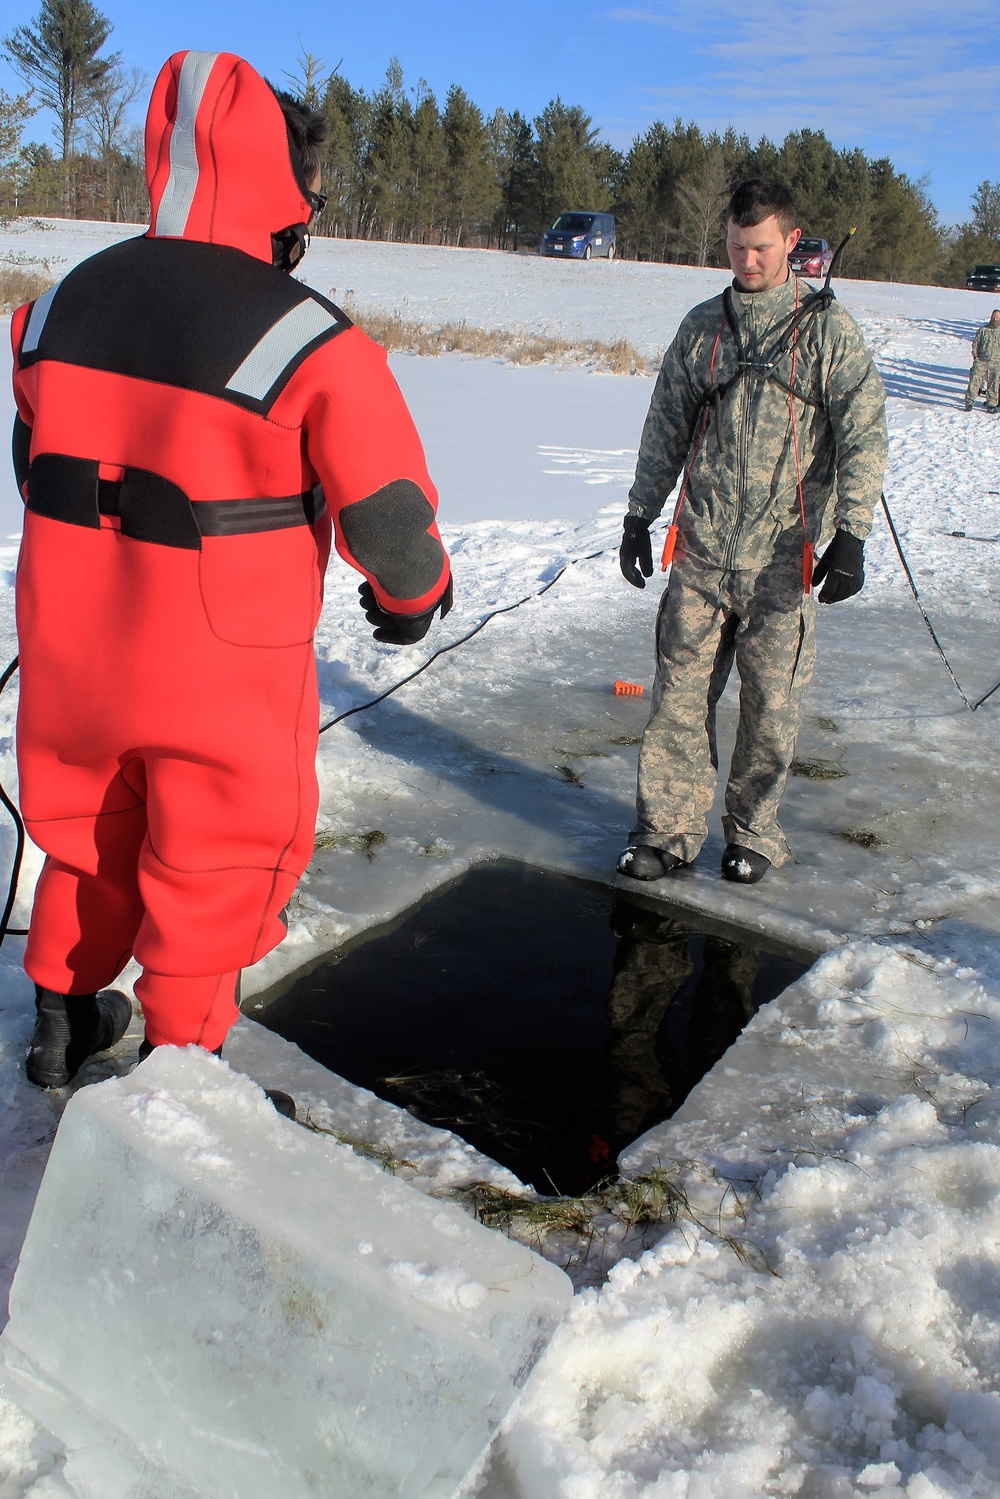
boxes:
[145,50,312,263]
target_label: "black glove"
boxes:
[620,514,653,589]
[812,529,865,604]
[358,576,453,644]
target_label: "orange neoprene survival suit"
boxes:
[10,51,450,1050]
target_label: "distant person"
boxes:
[617,178,887,886]
[964,310,1000,412]
[10,51,451,1094]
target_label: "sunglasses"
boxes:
[306,189,328,217]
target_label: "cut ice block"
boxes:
[1,1047,571,1499]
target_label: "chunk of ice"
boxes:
[0,1047,571,1499]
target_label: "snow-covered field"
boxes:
[2,220,1000,1497]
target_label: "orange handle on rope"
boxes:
[660,524,678,571]
[802,541,814,595]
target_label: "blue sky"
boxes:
[2,0,998,226]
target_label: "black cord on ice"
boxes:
[0,656,28,946]
[0,547,616,933]
[319,546,610,733]
[880,494,1000,713]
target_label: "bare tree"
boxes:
[283,40,333,110]
[676,148,730,266]
[83,61,145,219]
[113,121,148,224]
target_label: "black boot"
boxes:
[26,985,133,1089]
[617,845,687,880]
[137,1039,296,1119]
[720,844,771,885]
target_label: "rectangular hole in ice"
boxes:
[257,861,813,1196]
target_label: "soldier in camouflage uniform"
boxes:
[617,179,887,885]
[964,310,1000,412]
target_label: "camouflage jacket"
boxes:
[972,325,1000,364]
[628,274,888,572]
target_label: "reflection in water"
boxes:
[607,900,758,1147]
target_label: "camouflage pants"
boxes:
[631,550,815,867]
[966,361,1000,407]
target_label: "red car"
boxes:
[788,237,834,277]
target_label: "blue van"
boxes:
[540,212,616,260]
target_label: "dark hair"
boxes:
[726,178,796,236]
[268,85,328,186]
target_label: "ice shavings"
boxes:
[387,1260,489,1314]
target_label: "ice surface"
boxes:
[0,1047,571,1499]
[4,225,1000,1497]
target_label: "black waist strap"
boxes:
[26,453,326,550]
[194,493,327,536]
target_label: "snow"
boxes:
[2,221,1000,1497]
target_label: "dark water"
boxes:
[259,863,811,1195]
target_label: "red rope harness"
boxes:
[660,278,813,595]
[659,320,724,571]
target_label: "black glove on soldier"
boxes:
[812,529,865,604]
[620,514,653,589]
[359,577,453,644]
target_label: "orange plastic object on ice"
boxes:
[613,680,644,697]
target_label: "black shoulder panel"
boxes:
[338,480,445,602]
[19,237,352,416]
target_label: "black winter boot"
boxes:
[617,845,687,880]
[26,985,133,1089]
[720,844,771,885]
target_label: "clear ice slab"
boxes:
[0,1046,572,1499]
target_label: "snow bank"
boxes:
[502,943,1000,1498]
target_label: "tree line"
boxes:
[2,0,998,287]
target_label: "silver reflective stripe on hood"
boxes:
[225,299,340,400]
[154,51,220,238]
[21,283,60,354]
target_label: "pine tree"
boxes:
[442,85,494,246]
[321,73,366,238]
[489,108,536,249]
[857,161,943,284]
[362,58,412,241]
[408,84,445,243]
[3,0,116,212]
[945,181,1000,287]
[533,98,607,232]
[0,88,36,214]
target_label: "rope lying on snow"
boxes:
[319,543,611,732]
[879,493,1000,713]
[326,501,1000,728]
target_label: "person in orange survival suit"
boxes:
[10,51,452,1092]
